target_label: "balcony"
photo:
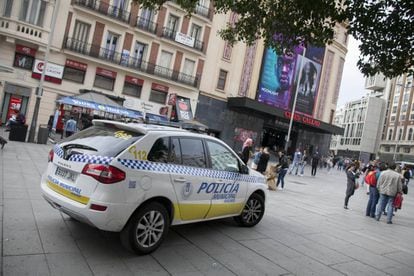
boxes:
[194,4,213,20]
[64,38,199,88]
[73,0,130,24]
[135,16,157,35]
[0,17,49,46]
[162,27,204,52]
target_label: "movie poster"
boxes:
[257,46,304,110]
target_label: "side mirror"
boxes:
[240,164,249,174]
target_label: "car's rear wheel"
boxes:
[121,202,169,254]
[234,193,265,227]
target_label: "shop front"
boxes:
[0,82,31,126]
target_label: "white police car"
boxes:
[41,120,267,254]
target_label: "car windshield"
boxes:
[61,124,143,157]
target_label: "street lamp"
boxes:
[284,47,307,152]
[28,0,60,142]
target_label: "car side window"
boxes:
[148,137,169,163]
[180,138,206,168]
[170,138,182,164]
[206,140,239,172]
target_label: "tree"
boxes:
[136,0,413,78]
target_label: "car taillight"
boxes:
[82,164,125,184]
[48,149,54,162]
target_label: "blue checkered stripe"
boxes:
[118,159,265,184]
[69,154,113,165]
[54,145,64,158]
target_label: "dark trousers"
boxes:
[366,186,379,217]
[277,168,288,188]
[344,194,353,207]
[311,165,318,176]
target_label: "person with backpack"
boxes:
[365,165,382,217]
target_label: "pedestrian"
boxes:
[256,147,270,174]
[64,116,77,137]
[344,163,358,209]
[241,138,253,164]
[299,149,308,176]
[402,166,411,185]
[276,150,289,190]
[0,135,7,149]
[311,151,320,176]
[365,164,383,217]
[251,146,263,170]
[375,163,403,224]
[289,148,302,175]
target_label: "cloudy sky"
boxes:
[336,36,367,108]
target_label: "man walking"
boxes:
[311,151,320,176]
[375,163,403,224]
[289,148,302,175]
[64,116,77,137]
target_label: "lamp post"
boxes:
[28,0,60,142]
[284,47,307,152]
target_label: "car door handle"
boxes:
[174,178,187,183]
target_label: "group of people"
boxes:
[344,160,407,224]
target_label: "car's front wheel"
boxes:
[121,202,169,254]
[234,193,265,227]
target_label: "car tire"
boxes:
[234,193,265,227]
[120,202,169,254]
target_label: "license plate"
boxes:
[55,167,77,182]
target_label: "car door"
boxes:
[169,137,212,221]
[204,139,248,218]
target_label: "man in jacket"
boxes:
[375,163,403,224]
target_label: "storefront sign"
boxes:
[6,96,22,120]
[96,67,117,79]
[151,83,169,93]
[175,32,195,48]
[32,59,64,84]
[65,59,87,71]
[125,76,144,86]
[123,96,165,115]
[15,44,36,56]
[176,97,193,121]
[284,111,321,127]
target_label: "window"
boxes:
[404,147,410,154]
[411,114,414,121]
[140,7,155,23]
[190,24,202,41]
[384,146,390,152]
[122,82,142,98]
[149,89,167,104]
[217,69,227,90]
[400,114,406,121]
[408,129,413,140]
[63,67,86,83]
[103,32,120,60]
[388,129,393,140]
[3,0,13,17]
[392,106,397,113]
[110,0,128,17]
[94,75,115,90]
[148,138,170,163]
[398,129,403,140]
[182,59,195,76]
[167,14,179,32]
[180,138,206,168]
[390,116,396,122]
[206,140,239,172]
[71,20,91,52]
[13,53,34,70]
[157,51,173,78]
[393,95,400,104]
[402,104,408,113]
[20,0,46,26]
[131,41,147,67]
[170,138,182,164]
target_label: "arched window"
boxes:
[409,128,413,140]
[388,129,393,140]
[398,129,403,140]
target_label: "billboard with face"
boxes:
[257,45,325,117]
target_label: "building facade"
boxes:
[196,20,348,154]
[0,0,214,136]
[378,73,414,162]
[329,95,386,163]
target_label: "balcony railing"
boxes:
[135,16,157,34]
[0,17,48,45]
[195,4,213,19]
[162,27,204,52]
[74,0,131,24]
[64,38,199,87]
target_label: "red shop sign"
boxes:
[151,83,169,93]
[65,59,87,71]
[284,111,321,128]
[96,67,117,79]
[125,75,144,86]
[15,44,36,56]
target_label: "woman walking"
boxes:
[344,163,358,209]
[241,138,253,164]
[276,150,289,190]
[256,147,270,174]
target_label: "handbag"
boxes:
[354,182,360,190]
[402,183,408,195]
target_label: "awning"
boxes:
[57,96,143,119]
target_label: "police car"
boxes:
[41,120,267,254]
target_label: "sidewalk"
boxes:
[1,133,414,275]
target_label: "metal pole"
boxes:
[284,47,307,152]
[28,0,60,142]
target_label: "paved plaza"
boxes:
[1,132,414,275]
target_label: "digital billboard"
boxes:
[257,45,325,117]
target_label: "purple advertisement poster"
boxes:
[257,45,325,117]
